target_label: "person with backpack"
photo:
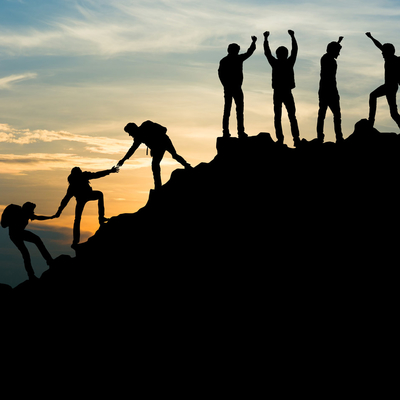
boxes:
[366,32,400,129]
[316,37,344,144]
[54,166,119,248]
[218,36,257,138]
[1,202,55,280]
[117,121,192,190]
[263,30,301,147]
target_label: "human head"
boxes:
[382,43,395,59]
[124,123,139,137]
[22,202,36,215]
[68,167,82,184]
[276,46,289,60]
[227,43,240,56]
[327,41,342,58]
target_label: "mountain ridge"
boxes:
[2,119,399,320]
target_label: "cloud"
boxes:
[0,152,178,175]
[0,123,133,154]
[1,0,397,57]
[0,73,38,89]
[0,123,180,174]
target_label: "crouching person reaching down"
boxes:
[117,121,192,190]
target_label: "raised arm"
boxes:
[117,141,141,167]
[263,31,275,65]
[366,32,384,51]
[288,30,298,60]
[241,36,257,61]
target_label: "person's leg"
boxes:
[233,88,246,137]
[165,138,192,169]
[317,96,328,142]
[10,233,35,279]
[369,84,386,126]
[329,94,343,142]
[284,91,300,145]
[273,91,284,144]
[222,88,233,137]
[151,149,165,190]
[73,200,86,246]
[87,191,106,224]
[386,87,400,129]
[23,230,53,266]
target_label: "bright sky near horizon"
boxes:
[1,0,400,285]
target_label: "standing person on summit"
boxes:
[366,32,400,129]
[316,36,344,144]
[263,30,301,147]
[117,120,192,190]
[218,36,257,138]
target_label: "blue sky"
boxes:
[1,0,400,286]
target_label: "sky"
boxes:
[1,0,400,286]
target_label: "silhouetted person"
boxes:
[117,121,192,190]
[264,30,301,147]
[366,32,400,129]
[1,202,55,280]
[317,37,344,143]
[55,166,118,248]
[218,36,257,138]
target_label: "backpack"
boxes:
[139,121,168,152]
[1,204,22,228]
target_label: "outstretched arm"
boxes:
[31,214,56,221]
[288,30,298,60]
[55,187,74,218]
[87,167,119,180]
[117,142,141,167]
[263,31,275,65]
[366,32,383,51]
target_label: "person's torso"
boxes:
[384,55,400,87]
[271,58,296,90]
[319,53,338,91]
[219,55,245,87]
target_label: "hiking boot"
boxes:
[238,132,248,139]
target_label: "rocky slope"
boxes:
[2,119,399,321]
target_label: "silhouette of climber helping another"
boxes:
[55,166,119,248]
[264,30,301,147]
[366,32,400,130]
[218,36,257,138]
[1,202,55,280]
[317,36,344,143]
[117,121,192,190]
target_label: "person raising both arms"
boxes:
[263,30,301,147]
